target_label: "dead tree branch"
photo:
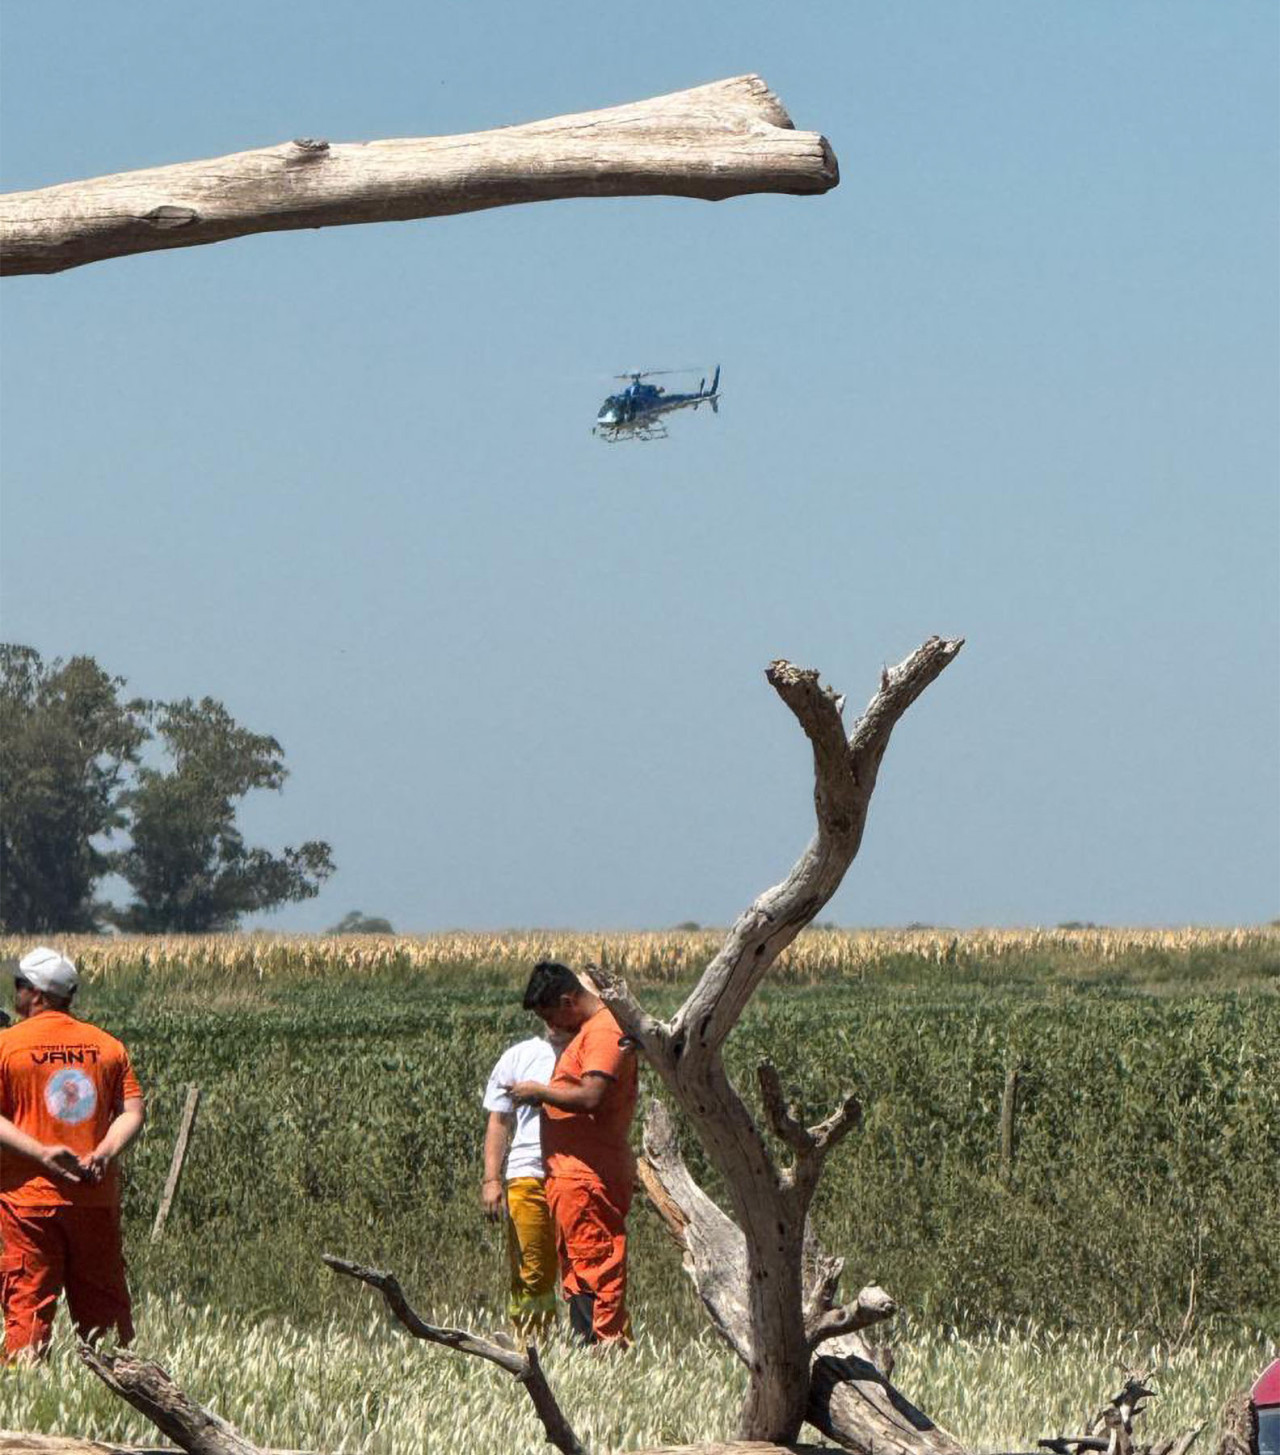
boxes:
[1038,1375,1202,1455]
[77,1346,260,1455]
[322,1255,585,1455]
[806,1290,897,1353]
[1,75,837,276]
[597,639,963,1445]
[639,1102,964,1455]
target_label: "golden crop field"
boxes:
[3,924,1276,988]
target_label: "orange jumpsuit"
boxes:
[541,1008,637,1345]
[0,1010,142,1358]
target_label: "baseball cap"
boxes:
[17,947,78,997]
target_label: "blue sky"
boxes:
[2,3,1276,930]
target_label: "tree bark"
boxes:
[77,1347,260,1455]
[597,640,963,1446]
[0,1438,308,1455]
[639,1103,965,1455]
[0,75,837,276]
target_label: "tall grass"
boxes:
[0,931,1275,1446]
[1,1300,1266,1453]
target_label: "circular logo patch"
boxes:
[45,1068,97,1126]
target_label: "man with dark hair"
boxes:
[507,960,637,1346]
[0,947,145,1360]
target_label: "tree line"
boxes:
[0,645,335,933]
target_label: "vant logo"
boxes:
[44,1068,97,1126]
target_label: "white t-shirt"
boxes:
[483,1036,556,1181]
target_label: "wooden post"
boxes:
[151,1084,201,1242]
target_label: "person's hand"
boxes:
[481,1178,506,1222]
[40,1146,84,1183]
[79,1148,112,1183]
[506,1081,544,1106]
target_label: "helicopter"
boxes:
[593,366,721,441]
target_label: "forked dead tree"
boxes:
[592,639,966,1448]
[0,75,836,276]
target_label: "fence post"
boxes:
[151,1083,201,1242]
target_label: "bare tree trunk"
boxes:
[597,640,963,1445]
[0,75,837,276]
[639,1103,964,1455]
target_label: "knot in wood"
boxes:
[141,204,198,230]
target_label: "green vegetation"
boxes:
[4,930,1275,1449]
[66,932,1278,1340]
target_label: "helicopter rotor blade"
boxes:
[611,365,711,381]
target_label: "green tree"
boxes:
[328,911,395,934]
[0,645,147,932]
[111,697,335,932]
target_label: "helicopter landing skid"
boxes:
[594,421,669,443]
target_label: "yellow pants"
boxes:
[505,1177,558,1331]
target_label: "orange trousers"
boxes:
[0,1200,133,1360]
[545,1174,632,1346]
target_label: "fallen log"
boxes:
[0,75,837,276]
[0,1440,840,1455]
[630,1446,851,1454]
[77,1347,260,1455]
[0,1438,168,1455]
[0,1438,307,1455]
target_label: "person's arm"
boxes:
[81,1097,145,1183]
[507,1073,612,1114]
[481,1110,513,1220]
[0,1114,84,1183]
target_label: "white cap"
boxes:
[18,947,78,998]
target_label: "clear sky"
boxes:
[2,3,1276,932]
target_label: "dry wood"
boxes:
[77,1346,260,1455]
[597,640,962,1445]
[1216,1392,1257,1455]
[630,1445,851,1454]
[0,1445,844,1455]
[639,1102,965,1455]
[323,1254,584,1455]
[0,1438,168,1455]
[0,1437,307,1455]
[152,1084,201,1242]
[1037,1375,1201,1455]
[0,75,837,276]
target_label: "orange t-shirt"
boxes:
[541,1007,637,1191]
[0,1010,143,1208]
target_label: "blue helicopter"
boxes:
[593,366,721,441]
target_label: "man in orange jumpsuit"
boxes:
[507,961,637,1347]
[0,947,145,1360]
